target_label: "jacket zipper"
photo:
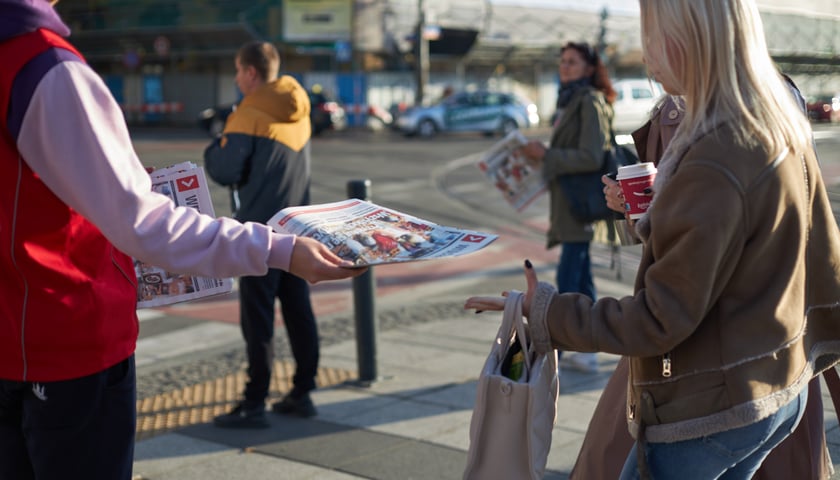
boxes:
[662,352,672,377]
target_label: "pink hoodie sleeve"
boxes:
[15,60,294,276]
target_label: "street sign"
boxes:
[335,40,352,62]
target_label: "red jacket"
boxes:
[0,29,138,382]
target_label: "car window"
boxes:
[447,93,470,107]
[631,88,653,100]
[485,93,502,106]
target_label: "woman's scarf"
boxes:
[556,77,592,109]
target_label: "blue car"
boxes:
[394,90,539,138]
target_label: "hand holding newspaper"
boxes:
[267,199,497,266]
[476,130,546,212]
[135,162,234,308]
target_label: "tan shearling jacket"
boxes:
[530,124,840,442]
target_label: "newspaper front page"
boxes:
[476,130,546,212]
[135,162,234,308]
[268,199,497,266]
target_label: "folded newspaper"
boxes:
[135,162,234,308]
[267,199,498,266]
[476,130,546,212]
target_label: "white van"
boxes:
[612,79,665,133]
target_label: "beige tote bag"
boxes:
[463,291,559,480]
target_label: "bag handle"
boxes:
[500,290,533,380]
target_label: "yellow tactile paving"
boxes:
[135,361,355,440]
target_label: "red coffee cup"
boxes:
[616,163,657,219]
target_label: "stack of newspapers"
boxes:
[135,162,233,308]
[269,199,497,267]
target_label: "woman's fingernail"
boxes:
[525,259,533,269]
[475,310,484,314]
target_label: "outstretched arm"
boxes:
[464,259,539,318]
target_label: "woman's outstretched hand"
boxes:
[464,259,539,318]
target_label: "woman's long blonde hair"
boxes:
[639,0,812,157]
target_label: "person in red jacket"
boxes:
[0,1,363,479]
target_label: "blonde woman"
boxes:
[581,89,833,479]
[466,0,840,477]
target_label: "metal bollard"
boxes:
[347,179,378,384]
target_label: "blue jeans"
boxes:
[556,242,595,299]
[619,387,808,479]
[556,242,595,361]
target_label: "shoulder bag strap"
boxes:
[822,367,840,417]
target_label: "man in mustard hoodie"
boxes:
[205,41,319,428]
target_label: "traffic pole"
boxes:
[346,179,378,385]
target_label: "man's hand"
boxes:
[288,236,367,283]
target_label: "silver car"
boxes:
[395,90,539,137]
[611,79,665,133]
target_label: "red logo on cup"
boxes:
[176,175,199,192]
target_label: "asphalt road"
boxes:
[134,122,840,231]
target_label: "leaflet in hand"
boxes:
[476,130,546,211]
[267,199,497,266]
[135,162,234,308]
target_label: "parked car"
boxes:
[806,94,836,122]
[834,95,840,123]
[365,104,393,131]
[394,90,539,138]
[197,88,347,137]
[197,103,235,137]
[308,89,347,135]
[611,78,665,133]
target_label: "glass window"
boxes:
[485,93,502,106]
[632,88,653,100]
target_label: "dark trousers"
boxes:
[239,269,319,404]
[0,356,136,480]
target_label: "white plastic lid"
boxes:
[616,162,657,181]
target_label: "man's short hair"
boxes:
[237,42,280,82]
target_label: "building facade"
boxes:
[53,0,840,127]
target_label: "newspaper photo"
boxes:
[476,129,546,212]
[267,199,498,266]
[135,162,234,308]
